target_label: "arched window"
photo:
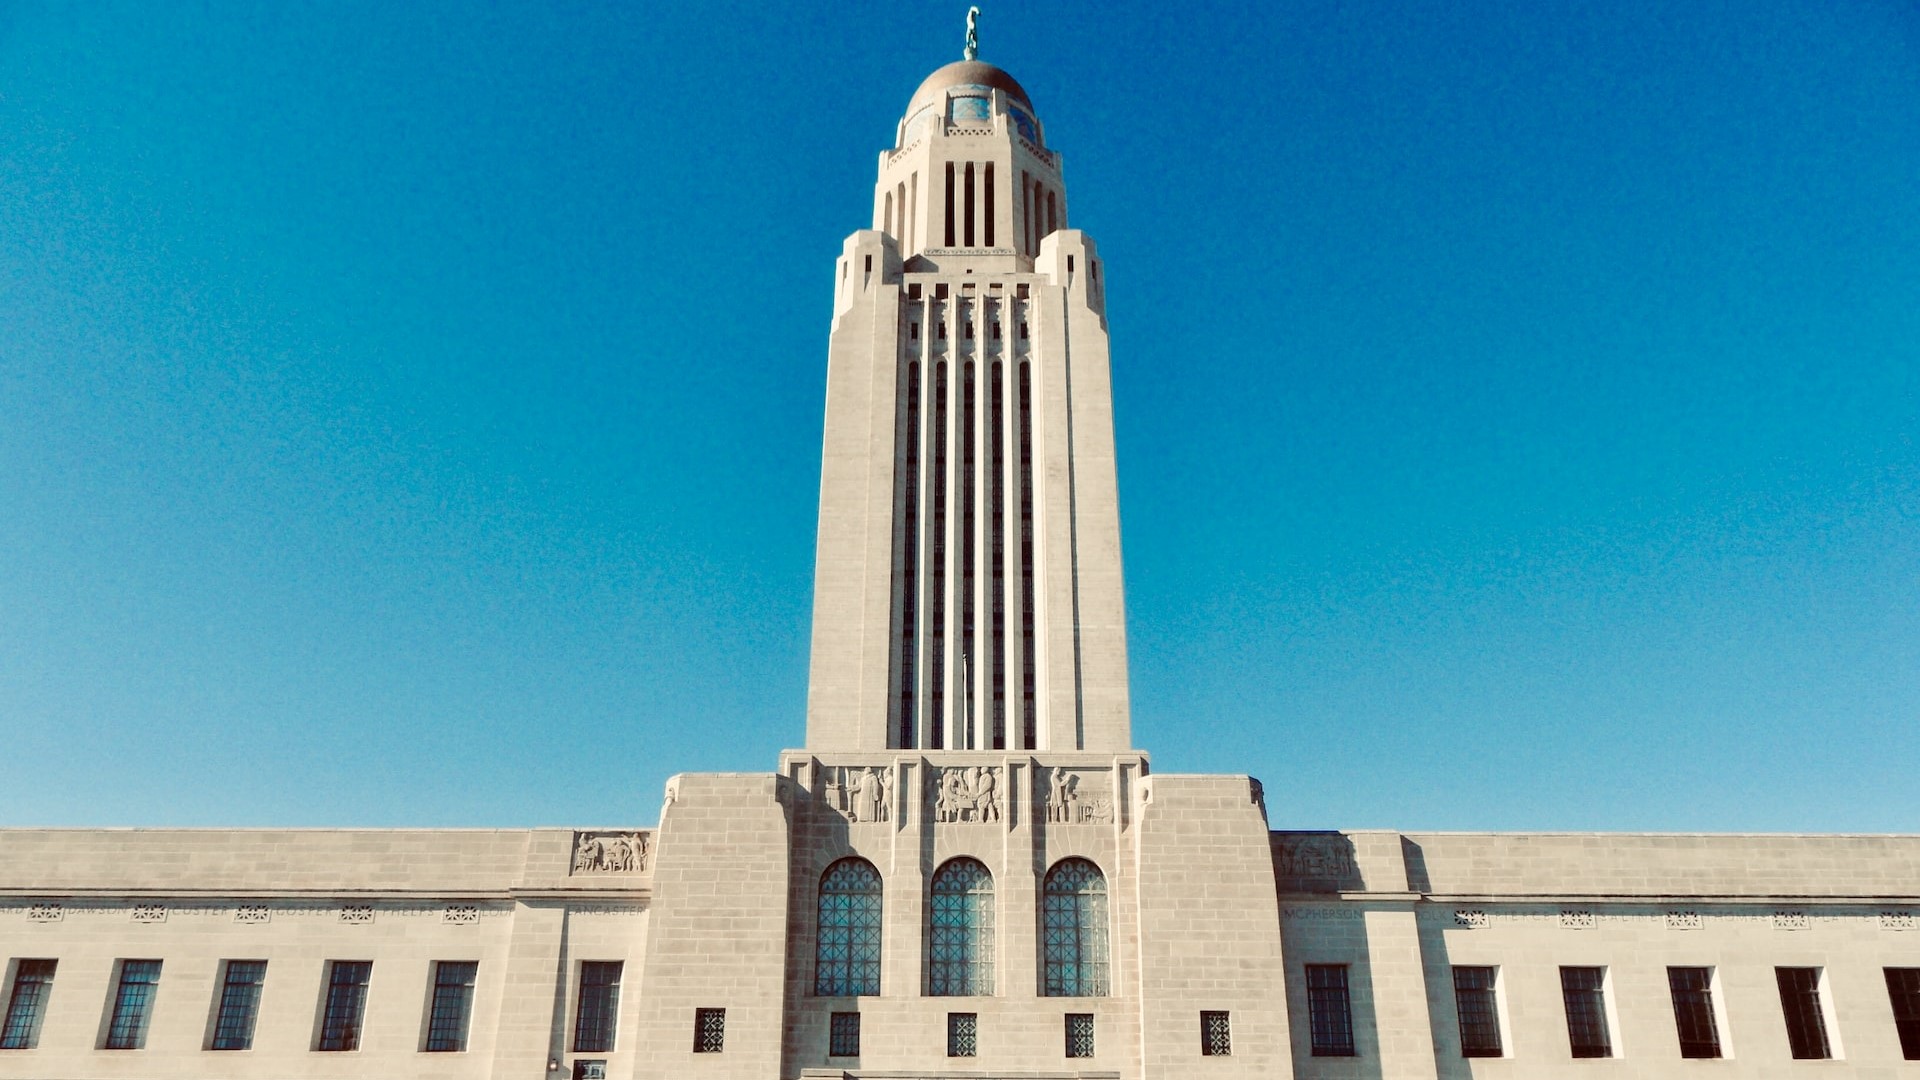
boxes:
[1043,858,1109,996]
[816,858,882,996]
[928,858,995,995]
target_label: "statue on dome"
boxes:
[964,6,980,62]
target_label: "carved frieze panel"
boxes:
[818,765,894,824]
[932,765,1004,824]
[1273,832,1363,892]
[1043,768,1114,824]
[571,831,649,875]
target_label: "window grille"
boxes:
[104,960,162,1050]
[694,1007,725,1053]
[425,961,478,1052]
[1667,967,1722,1058]
[1452,966,1502,1057]
[1065,1013,1095,1058]
[947,1011,978,1056]
[829,1011,861,1057]
[816,859,884,995]
[1200,1010,1231,1056]
[0,959,55,1050]
[1306,964,1355,1056]
[928,858,994,995]
[1043,858,1110,996]
[210,960,266,1050]
[1560,966,1611,1058]
[317,961,370,1051]
[1777,967,1832,1059]
[1887,968,1920,1060]
[573,961,623,1053]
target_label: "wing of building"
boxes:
[3,41,1919,1080]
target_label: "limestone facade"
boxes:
[3,49,1917,1080]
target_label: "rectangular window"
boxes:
[1888,968,1920,1060]
[317,960,371,1051]
[104,959,162,1050]
[1201,1010,1231,1056]
[1777,967,1832,1059]
[425,960,478,1052]
[1306,964,1356,1057]
[0,960,55,1050]
[1065,1012,1094,1058]
[1668,967,1722,1059]
[572,961,622,1053]
[209,960,266,1051]
[948,1011,978,1057]
[829,1011,860,1057]
[693,1007,725,1053]
[1560,966,1612,1058]
[1453,966,1503,1058]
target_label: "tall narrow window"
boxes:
[928,858,994,995]
[425,961,478,1052]
[317,960,371,1051]
[1886,968,1920,1060]
[908,171,918,252]
[1018,360,1036,749]
[883,191,893,237]
[963,162,976,247]
[944,162,956,247]
[816,858,883,996]
[573,961,623,1053]
[983,163,996,247]
[897,359,921,747]
[1453,966,1502,1058]
[1043,858,1109,996]
[1777,967,1832,1059]
[990,357,1006,749]
[1201,1010,1232,1056]
[1560,966,1611,1058]
[896,180,906,239]
[104,960,161,1050]
[930,359,948,749]
[1306,964,1356,1056]
[210,960,266,1051]
[1667,967,1722,1059]
[961,358,976,748]
[1022,172,1033,254]
[1047,190,1058,236]
[0,959,55,1050]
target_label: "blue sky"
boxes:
[1,1,1914,830]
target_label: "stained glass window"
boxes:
[1043,858,1109,996]
[929,858,994,995]
[816,858,883,996]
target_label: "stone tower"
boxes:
[804,58,1130,755]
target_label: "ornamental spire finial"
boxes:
[963,6,980,61]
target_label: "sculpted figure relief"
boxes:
[822,766,893,823]
[934,765,1004,823]
[571,831,649,875]
[1046,769,1115,824]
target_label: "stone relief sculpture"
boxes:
[572,831,649,875]
[933,765,1004,823]
[819,765,894,823]
[1272,833,1357,881]
[1045,769,1114,824]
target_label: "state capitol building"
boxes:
[2,29,1918,1080]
